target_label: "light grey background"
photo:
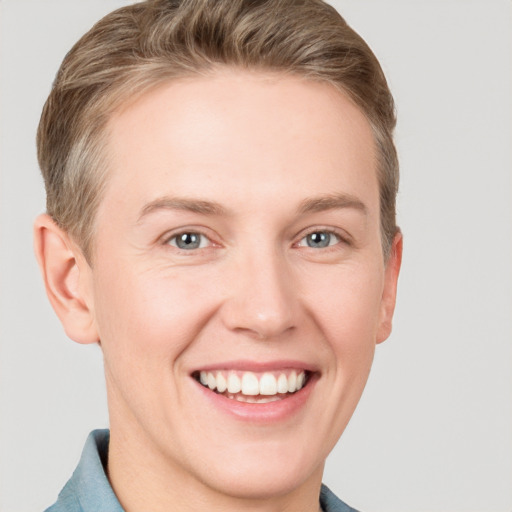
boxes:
[0,1,510,511]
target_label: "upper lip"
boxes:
[191,360,319,374]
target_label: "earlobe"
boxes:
[33,214,99,345]
[376,231,403,344]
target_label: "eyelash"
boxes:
[163,227,349,253]
[164,230,214,251]
[295,228,349,250]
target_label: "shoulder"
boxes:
[320,484,360,512]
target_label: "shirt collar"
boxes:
[55,429,123,511]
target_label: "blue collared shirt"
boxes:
[45,430,359,512]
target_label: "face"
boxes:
[81,71,400,502]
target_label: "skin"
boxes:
[34,70,402,512]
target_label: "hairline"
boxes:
[65,70,394,265]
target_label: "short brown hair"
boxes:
[37,0,399,261]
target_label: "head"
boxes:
[35,0,402,508]
[37,0,398,263]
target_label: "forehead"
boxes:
[101,70,378,219]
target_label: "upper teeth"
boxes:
[199,370,307,396]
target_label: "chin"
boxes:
[202,459,321,501]
[180,435,325,502]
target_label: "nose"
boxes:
[220,249,300,340]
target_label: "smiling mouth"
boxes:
[193,369,310,403]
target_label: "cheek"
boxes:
[302,263,384,360]
[91,266,220,428]
[92,264,219,367]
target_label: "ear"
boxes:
[33,214,99,344]
[376,231,403,344]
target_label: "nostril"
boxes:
[219,261,299,339]
[233,324,295,341]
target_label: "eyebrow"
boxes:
[297,193,368,215]
[137,192,367,222]
[138,197,229,222]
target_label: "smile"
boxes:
[193,369,309,403]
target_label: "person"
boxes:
[33,0,402,510]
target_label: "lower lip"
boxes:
[192,375,317,423]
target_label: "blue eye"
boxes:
[299,231,341,248]
[169,232,208,250]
